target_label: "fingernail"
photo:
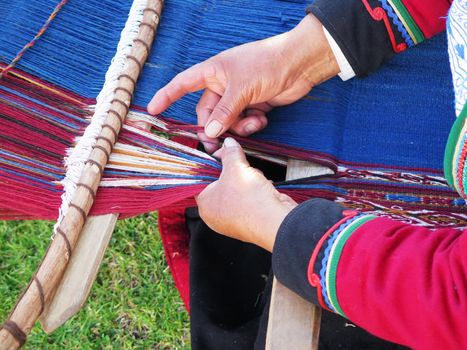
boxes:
[205,120,223,138]
[244,123,256,135]
[223,137,238,148]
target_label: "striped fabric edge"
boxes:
[385,0,425,44]
[378,0,415,47]
[323,215,377,316]
[318,214,358,310]
[444,103,467,197]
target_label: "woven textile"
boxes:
[0,0,464,227]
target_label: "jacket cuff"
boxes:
[322,27,356,81]
[307,0,411,76]
[272,198,345,304]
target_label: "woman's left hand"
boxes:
[196,137,297,252]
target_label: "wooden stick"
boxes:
[40,117,153,333]
[0,1,163,348]
[265,159,333,350]
[39,213,118,333]
[266,279,322,350]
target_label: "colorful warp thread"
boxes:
[0,0,465,228]
[0,67,220,219]
[0,0,68,78]
[0,0,455,169]
[1,65,465,226]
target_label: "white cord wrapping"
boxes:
[53,0,148,236]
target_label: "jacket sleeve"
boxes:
[272,198,467,349]
[307,0,453,76]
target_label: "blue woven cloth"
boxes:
[0,0,455,171]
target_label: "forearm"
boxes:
[334,216,467,349]
[282,14,340,88]
[272,198,467,349]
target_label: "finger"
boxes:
[229,111,268,136]
[197,89,221,126]
[220,137,250,174]
[196,89,222,153]
[249,102,274,113]
[147,62,209,115]
[211,147,224,160]
[199,133,221,153]
[205,86,249,138]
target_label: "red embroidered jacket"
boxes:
[273,1,466,349]
[308,0,453,76]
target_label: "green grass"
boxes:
[0,214,190,349]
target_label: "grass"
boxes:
[0,213,190,349]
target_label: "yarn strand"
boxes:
[0,0,68,78]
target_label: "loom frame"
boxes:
[0,0,163,348]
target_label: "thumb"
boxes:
[205,86,249,138]
[220,137,250,174]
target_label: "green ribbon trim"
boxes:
[444,104,467,189]
[326,215,376,317]
[387,0,425,44]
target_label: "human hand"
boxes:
[196,137,297,252]
[148,14,339,152]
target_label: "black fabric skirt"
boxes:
[186,208,408,350]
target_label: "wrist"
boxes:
[254,201,296,252]
[285,14,340,87]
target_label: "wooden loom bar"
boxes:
[40,5,159,334]
[39,213,119,332]
[0,1,163,348]
[40,116,153,333]
[265,159,333,350]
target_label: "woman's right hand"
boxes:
[147,14,339,152]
